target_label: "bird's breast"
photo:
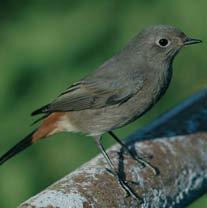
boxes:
[151,66,173,103]
[124,66,173,123]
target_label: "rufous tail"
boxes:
[0,112,64,165]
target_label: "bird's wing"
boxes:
[31,77,144,116]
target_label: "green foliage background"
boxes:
[0,0,206,207]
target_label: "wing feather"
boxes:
[31,75,144,115]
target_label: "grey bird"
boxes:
[0,25,202,199]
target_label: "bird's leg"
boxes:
[109,131,159,175]
[94,136,141,201]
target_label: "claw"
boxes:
[119,179,142,203]
[135,156,159,176]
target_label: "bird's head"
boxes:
[133,25,202,65]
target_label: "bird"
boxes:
[0,25,201,200]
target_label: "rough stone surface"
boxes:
[19,89,207,208]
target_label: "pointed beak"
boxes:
[184,37,202,46]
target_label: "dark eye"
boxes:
[156,38,170,47]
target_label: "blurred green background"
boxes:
[0,0,206,207]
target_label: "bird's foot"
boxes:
[107,169,143,204]
[123,148,159,176]
[108,131,159,175]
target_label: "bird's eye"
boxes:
[156,38,170,48]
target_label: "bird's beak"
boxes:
[184,37,202,46]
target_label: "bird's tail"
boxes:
[0,130,36,165]
[0,112,64,165]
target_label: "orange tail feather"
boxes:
[32,112,65,142]
[0,112,65,165]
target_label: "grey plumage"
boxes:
[32,25,201,136]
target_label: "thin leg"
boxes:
[109,131,159,175]
[94,136,141,201]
